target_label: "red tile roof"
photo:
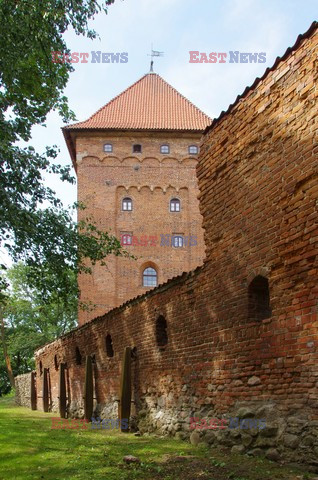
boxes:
[64,72,212,132]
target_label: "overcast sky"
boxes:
[30,0,317,207]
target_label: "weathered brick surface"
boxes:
[76,132,205,324]
[35,26,318,465]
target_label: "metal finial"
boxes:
[148,46,164,72]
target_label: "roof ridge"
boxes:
[152,72,212,121]
[68,72,150,128]
[204,20,318,134]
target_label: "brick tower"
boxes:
[63,72,211,325]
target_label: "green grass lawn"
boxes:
[0,396,314,480]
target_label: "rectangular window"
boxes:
[104,143,113,153]
[133,144,142,153]
[120,232,132,246]
[188,145,198,155]
[160,145,170,154]
[172,234,184,248]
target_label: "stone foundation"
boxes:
[135,400,318,470]
[15,373,33,408]
[54,395,318,471]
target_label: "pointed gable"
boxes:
[64,73,211,132]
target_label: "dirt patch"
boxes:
[121,448,315,480]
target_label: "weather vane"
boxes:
[148,44,164,72]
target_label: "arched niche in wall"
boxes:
[248,275,272,322]
[105,334,114,358]
[155,315,168,350]
[75,346,82,365]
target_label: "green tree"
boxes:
[0,263,79,393]
[0,0,136,390]
[0,0,122,298]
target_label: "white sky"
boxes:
[29,0,317,207]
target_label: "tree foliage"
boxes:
[0,0,136,391]
[0,263,78,393]
[0,0,124,300]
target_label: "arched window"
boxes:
[105,334,114,358]
[122,197,132,211]
[156,315,168,349]
[75,346,82,365]
[133,144,142,153]
[188,145,198,155]
[160,144,170,154]
[170,198,180,212]
[143,267,157,287]
[39,361,43,376]
[248,275,272,321]
[103,143,113,153]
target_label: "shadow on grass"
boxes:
[0,397,194,480]
[0,398,315,480]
